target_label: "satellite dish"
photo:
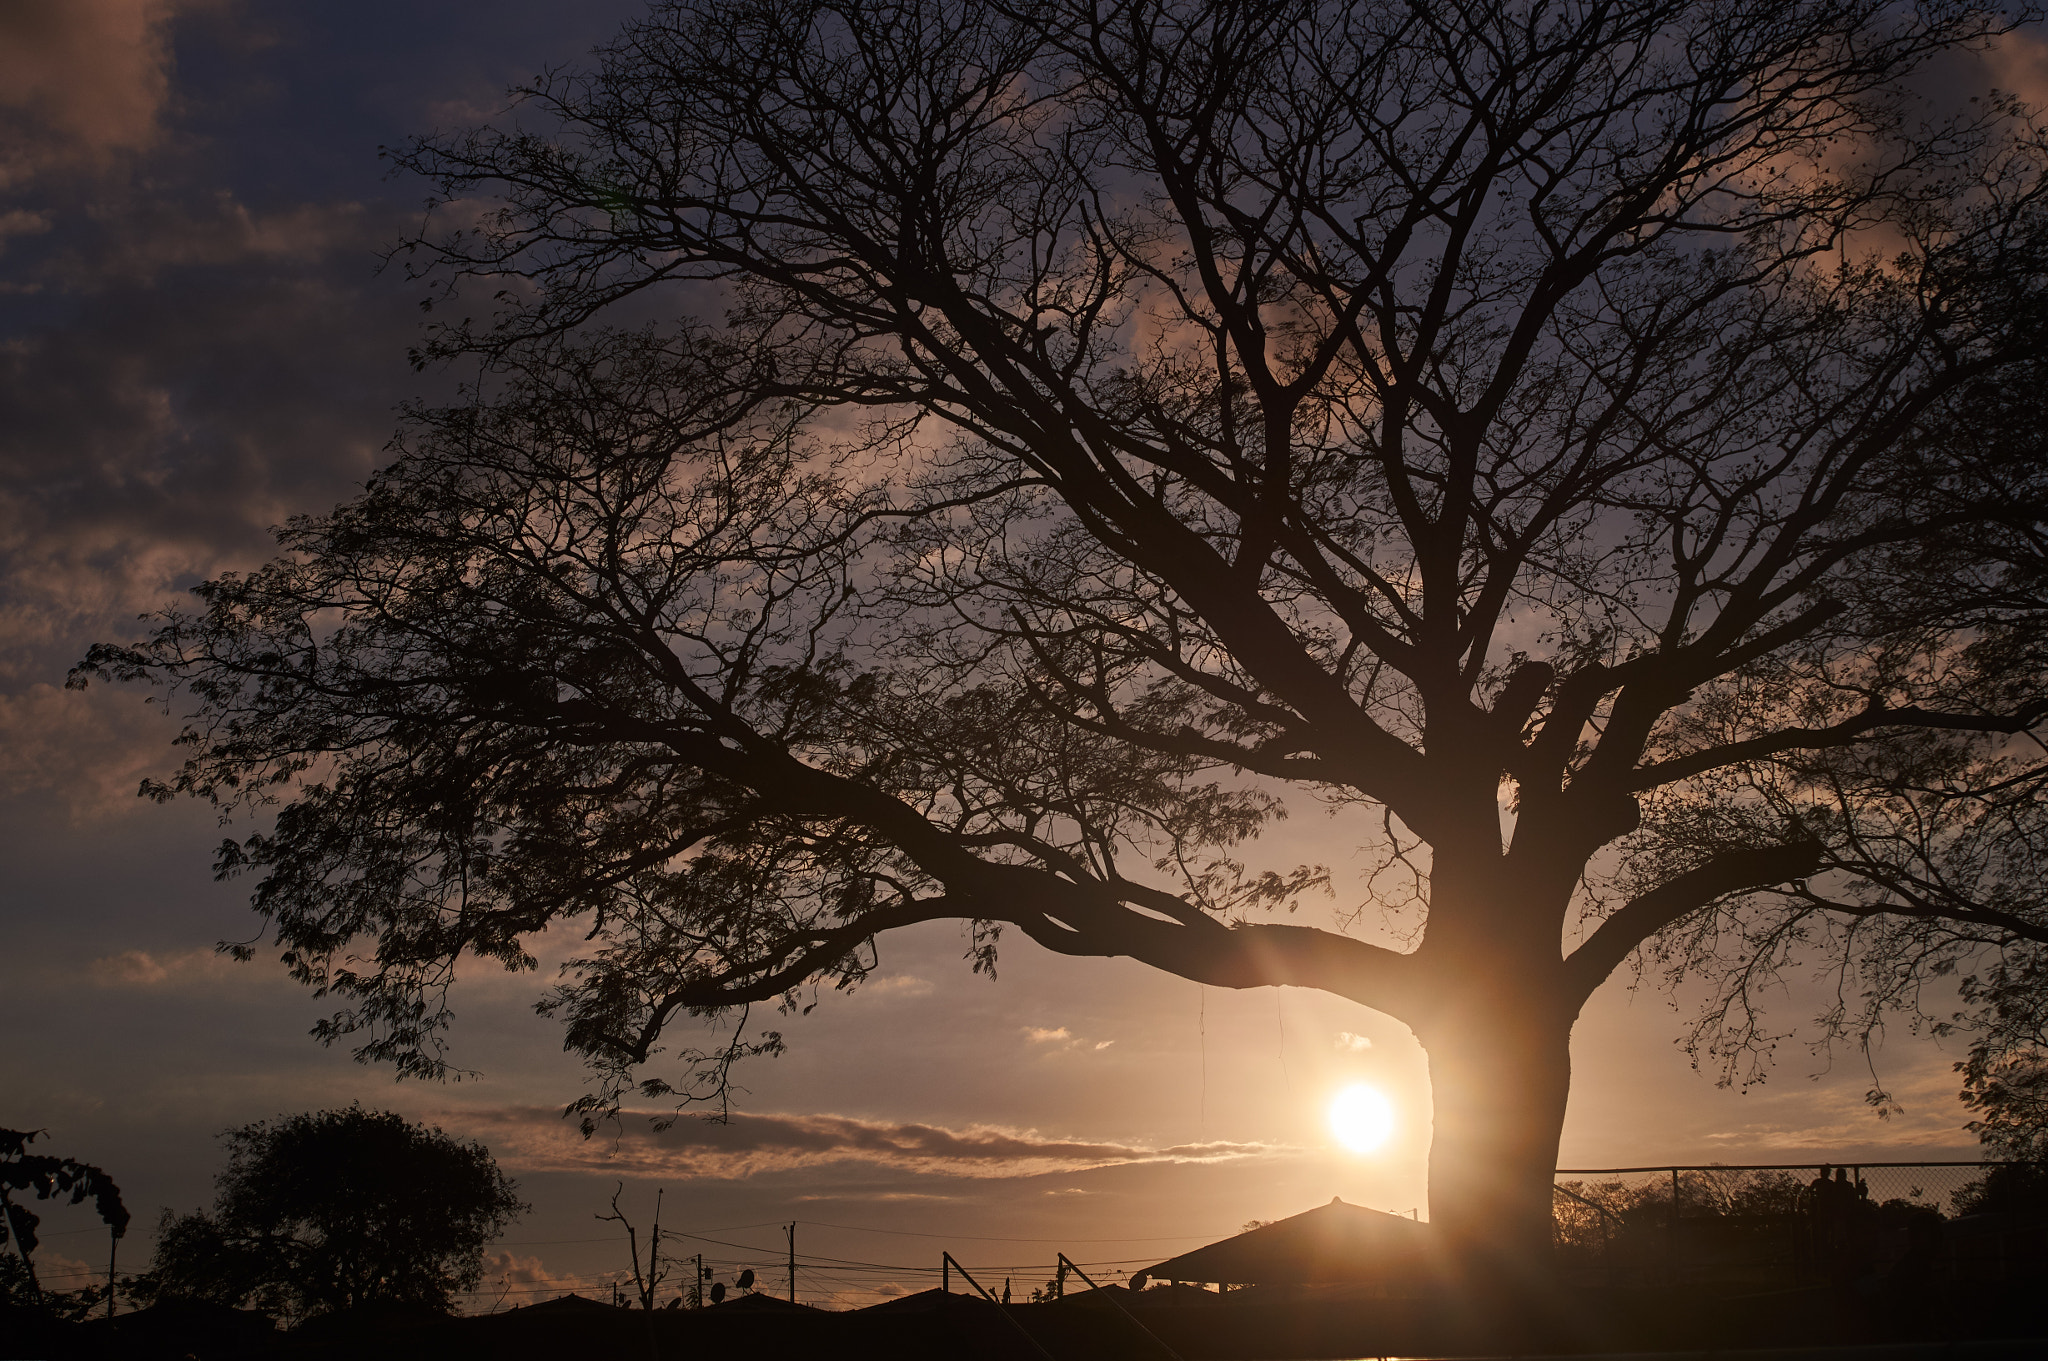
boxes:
[737,1268,756,1291]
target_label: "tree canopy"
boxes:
[143,1107,525,1319]
[77,0,2048,1271]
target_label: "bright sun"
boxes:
[1328,1083,1395,1153]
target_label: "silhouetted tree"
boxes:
[142,1107,524,1320]
[1957,949,2048,1156]
[1,1128,129,1317]
[77,0,2048,1276]
[1952,1158,2048,1216]
[597,1183,671,1309]
[1951,943,2048,1215]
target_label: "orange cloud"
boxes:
[0,1,199,189]
[1986,28,2048,114]
[468,1251,602,1309]
[0,683,183,821]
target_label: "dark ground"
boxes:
[6,1275,2046,1361]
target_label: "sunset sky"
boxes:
[2,0,2035,1312]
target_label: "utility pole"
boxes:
[691,1254,705,1309]
[784,1222,796,1303]
[649,1187,665,1310]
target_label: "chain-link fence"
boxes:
[1552,1162,2035,1289]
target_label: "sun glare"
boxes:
[1328,1083,1394,1153]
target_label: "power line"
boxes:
[665,1232,1160,1276]
[780,1218,1221,1244]
[496,1218,792,1247]
[491,1234,625,1247]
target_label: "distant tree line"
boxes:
[1551,1160,2048,1281]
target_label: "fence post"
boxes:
[1668,1167,1681,1283]
[1057,1254,1185,1361]
[942,1253,1057,1361]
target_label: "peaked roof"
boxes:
[858,1287,1006,1315]
[713,1290,822,1313]
[1137,1197,1431,1285]
[518,1293,619,1313]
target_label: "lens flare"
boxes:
[1328,1083,1394,1153]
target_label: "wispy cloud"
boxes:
[858,974,934,999]
[472,1251,600,1307]
[461,1107,1289,1181]
[87,946,234,987]
[1335,1032,1372,1052]
[1025,1026,1119,1053]
[790,1190,955,1204]
[1693,1064,1976,1152]
[0,684,183,819]
[0,209,52,256]
[16,1248,101,1291]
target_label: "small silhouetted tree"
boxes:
[143,1107,525,1320]
[597,1183,671,1309]
[1,1128,129,1318]
[77,0,2048,1278]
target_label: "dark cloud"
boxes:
[464,1106,1289,1181]
[0,0,639,728]
[0,193,422,823]
[0,203,412,637]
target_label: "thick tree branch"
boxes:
[1628,700,2048,792]
[1563,841,1827,1001]
[1782,887,2048,950]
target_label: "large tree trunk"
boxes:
[1413,986,1576,1286]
